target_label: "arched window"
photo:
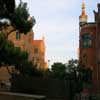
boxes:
[82,33,92,48]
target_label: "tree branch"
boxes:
[7,28,16,37]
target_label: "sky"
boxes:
[16,0,99,63]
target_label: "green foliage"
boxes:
[0,32,47,77]
[0,1,36,73]
[0,32,35,76]
[51,63,66,79]
[46,59,93,98]
[10,3,36,34]
[0,0,15,19]
[15,3,29,20]
[0,0,36,76]
[0,31,6,43]
[49,60,79,80]
[0,1,37,78]
[0,1,36,34]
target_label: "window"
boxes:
[34,48,38,54]
[82,33,92,48]
[16,31,20,40]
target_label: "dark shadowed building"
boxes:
[79,2,100,94]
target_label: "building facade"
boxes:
[2,25,48,70]
[79,3,100,94]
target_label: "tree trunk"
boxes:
[7,28,16,37]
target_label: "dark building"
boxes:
[79,2,100,94]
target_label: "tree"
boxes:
[0,1,36,51]
[49,59,92,100]
[10,3,36,34]
[0,1,36,36]
[0,32,37,77]
[51,62,67,79]
[0,0,15,19]
[66,59,79,79]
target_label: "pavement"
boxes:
[0,91,46,100]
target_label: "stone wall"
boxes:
[11,77,70,100]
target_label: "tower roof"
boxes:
[80,2,87,18]
[82,2,86,16]
[79,2,88,25]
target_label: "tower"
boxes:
[79,2,100,94]
[79,2,88,27]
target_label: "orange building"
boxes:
[32,39,47,69]
[2,24,48,70]
[79,3,100,94]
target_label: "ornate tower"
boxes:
[79,2,88,27]
[79,2,100,94]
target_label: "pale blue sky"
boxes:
[16,0,99,63]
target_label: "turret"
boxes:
[79,2,88,27]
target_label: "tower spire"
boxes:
[82,2,86,16]
[79,1,88,26]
